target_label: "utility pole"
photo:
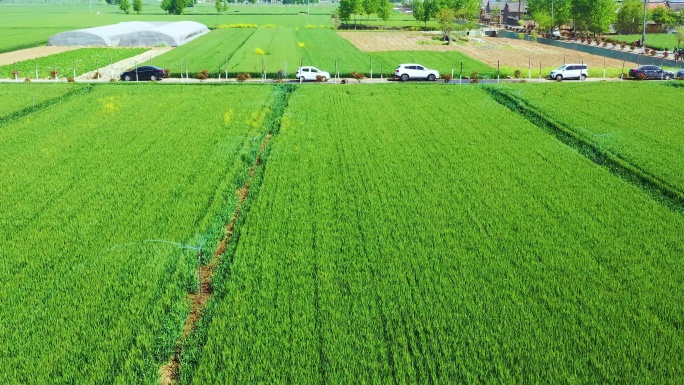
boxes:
[642,0,648,53]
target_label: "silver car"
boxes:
[394,63,440,81]
[295,66,330,82]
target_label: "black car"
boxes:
[628,65,674,80]
[120,66,165,81]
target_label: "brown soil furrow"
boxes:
[158,133,272,385]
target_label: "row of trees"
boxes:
[112,0,316,15]
[616,0,684,34]
[117,0,142,14]
[529,0,684,36]
[338,0,394,25]
[526,0,616,36]
[412,0,480,27]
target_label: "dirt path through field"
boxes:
[0,46,79,66]
[77,47,174,81]
[339,32,638,69]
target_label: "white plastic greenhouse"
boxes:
[48,21,209,47]
[119,21,209,47]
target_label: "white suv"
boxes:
[550,64,588,81]
[296,66,330,82]
[394,63,440,81]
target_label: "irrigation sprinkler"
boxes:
[110,57,113,79]
[528,57,531,79]
[497,61,500,83]
[370,57,373,79]
[459,62,463,84]
[380,62,383,79]
[262,57,266,82]
[72,59,82,79]
[539,62,542,79]
[185,58,188,80]
[100,239,206,298]
[603,57,606,79]
[35,59,38,80]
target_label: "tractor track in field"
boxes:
[0,83,94,127]
[159,84,295,385]
[483,86,684,214]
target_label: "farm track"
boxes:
[484,86,684,214]
[78,47,174,81]
[159,84,296,385]
[0,84,93,126]
[0,46,80,66]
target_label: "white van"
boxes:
[549,64,588,81]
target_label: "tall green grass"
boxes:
[0,84,276,383]
[185,85,684,383]
[501,81,684,193]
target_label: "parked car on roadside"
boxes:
[549,64,588,81]
[676,68,684,78]
[295,66,330,82]
[394,63,440,81]
[120,66,165,81]
[628,65,674,80]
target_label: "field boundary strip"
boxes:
[0,84,94,127]
[483,86,684,214]
[159,84,296,385]
[228,28,258,69]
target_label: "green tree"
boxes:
[161,0,171,13]
[532,10,553,33]
[119,0,131,14]
[338,0,362,25]
[450,0,480,20]
[573,0,615,36]
[163,0,188,15]
[376,0,392,25]
[527,0,571,28]
[133,0,142,14]
[215,0,228,13]
[412,0,438,27]
[616,0,643,34]
[589,0,616,36]
[362,0,379,22]
[436,7,455,39]
[650,6,677,28]
[677,26,684,49]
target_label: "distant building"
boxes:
[481,1,506,24]
[502,1,527,26]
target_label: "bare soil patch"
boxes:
[338,32,638,68]
[0,46,79,66]
[78,47,174,81]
